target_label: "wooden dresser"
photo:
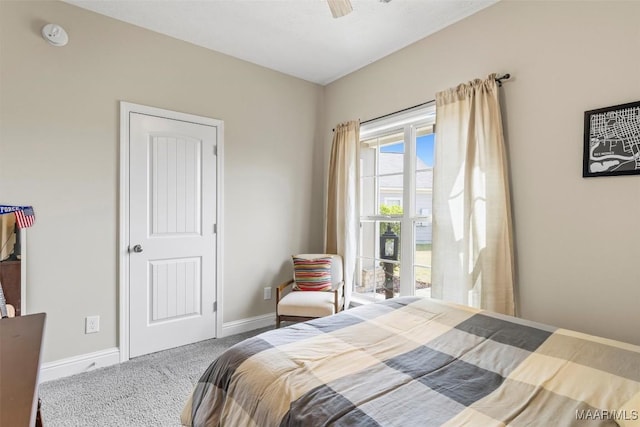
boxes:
[0,313,46,426]
[0,260,21,315]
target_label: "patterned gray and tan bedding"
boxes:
[181,297,640,426]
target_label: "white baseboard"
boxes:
[39,314,274,383]
[221,312,275,337]
[39,347,120,383]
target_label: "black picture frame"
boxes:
[583,100,640,177]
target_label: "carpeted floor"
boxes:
[39,327,271,427]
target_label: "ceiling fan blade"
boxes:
[327,0,353,18]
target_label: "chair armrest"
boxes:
[276,279,295,303]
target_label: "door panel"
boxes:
[129,112,217,358]
[150,136,201,236]
[149,257,201,323]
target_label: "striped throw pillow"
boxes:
[292,257,333,292]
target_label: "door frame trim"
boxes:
[119,102,224,362]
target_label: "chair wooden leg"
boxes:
[276,316,280,329]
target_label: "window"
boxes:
[384,197,402,207]
[355,104,435,302]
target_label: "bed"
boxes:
[181,296,640,426]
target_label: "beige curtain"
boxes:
[325,120,360,308]
[431,74,515,315]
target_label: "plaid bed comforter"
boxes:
[181,297,640,427]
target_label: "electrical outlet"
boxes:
[85,315,100,334]
[263,287,272,300]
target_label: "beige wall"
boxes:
[325,0,640,345]
[2,0,639,365]
[0,1,324,362]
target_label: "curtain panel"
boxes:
[431,74,515,315]
[325,121,360,309]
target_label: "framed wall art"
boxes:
[583,100,640,177]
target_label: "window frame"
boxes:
[356,104,436,301]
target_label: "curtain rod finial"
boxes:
[495,73,511,87]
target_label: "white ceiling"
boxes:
[64,0,498,85]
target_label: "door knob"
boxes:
[132,244,143,253]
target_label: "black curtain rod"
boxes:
[332,100,433,132]
[332,73,511,132]
[360,100,434,126]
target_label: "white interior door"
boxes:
[129,112,218,358]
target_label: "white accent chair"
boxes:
[276,254,345,328]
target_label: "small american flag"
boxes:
[15,206,35,228]
[0,205,36,228]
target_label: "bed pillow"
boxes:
[292,256,333,291]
